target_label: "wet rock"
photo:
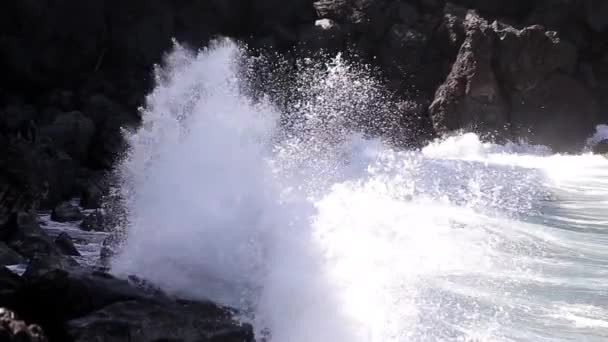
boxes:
[429,8,597,150]
[0,308,48,342]
[80,211,105,232]
[429,10,509,135]
[55,233,80,256]
[593,139,608,154]
[0,242,25,266]
[18,270,147,320]
[67,300,255,342]
[492,24,577,92]
[51,202,83,222]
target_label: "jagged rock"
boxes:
[0,242,25,266]
[12,268,252,341]
[593,139,608,154]
[430,7,598,150]
[429,10,509,134]
[51,202,83,222]
[54,233,80,256]
[18,269,149,320]
[3,212,79,275]
[492,24,577,92]
[67,300,254,342]
[0,308,48,342]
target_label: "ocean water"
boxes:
[110,40,608,342]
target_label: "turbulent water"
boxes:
[111,40,608,341]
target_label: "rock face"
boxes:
[1,1,608,340]
[5,262,254,342]
[54,233,80,257]
[68,300,254,342]
[429,10,509,136]
[430,5,599,150]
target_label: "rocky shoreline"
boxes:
[1,1,608,341]
[1,204,254,341]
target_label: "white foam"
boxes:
[111,40,608,341]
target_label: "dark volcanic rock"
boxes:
[13,268,253,342]
[429,5,599,150]
[0,242,25,266]
[429,9,509,135]
[67,300,254,342]
[51,202,83,222]
[54,233,80,257]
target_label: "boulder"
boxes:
[0,242,25,266]
[54,233,81,257]
[18,270,149,320]
[492,24,577,92]
[67,300,254,342]
[13,268,252,341]
[4,212,78,273]
[429,10,509,135]
[51,202,83,222]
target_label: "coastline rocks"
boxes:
[51,202,83,223]
[429,5,598,151]
[0,242,25,266]
[68,300,255,342]
[10,267,254,342]
[429,9,509,135]
[54,233,80,257]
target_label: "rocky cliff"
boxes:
[0,1,607,340]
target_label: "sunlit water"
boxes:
[110,40,608,341]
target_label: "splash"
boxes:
[112,40,608,341]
